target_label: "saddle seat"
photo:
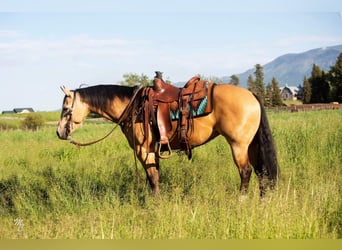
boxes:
[145,71,214,159]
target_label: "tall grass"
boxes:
[0,110,341,239]
[0,112,59,130]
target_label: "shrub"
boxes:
[21,113,45,131]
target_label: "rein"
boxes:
[69,86,142,148]
[69,122,120,148]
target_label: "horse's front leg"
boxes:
[140,152,160,195]
[145,164,160,195]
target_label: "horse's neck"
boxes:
[86,90,131,123]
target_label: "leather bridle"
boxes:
[67,86,143,147]
[62,90,78,139]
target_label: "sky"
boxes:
[1,0,342,111]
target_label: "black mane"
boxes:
[76,85,137,110]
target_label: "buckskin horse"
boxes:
[56,76,278,196]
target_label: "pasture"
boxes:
[0,110,341,239]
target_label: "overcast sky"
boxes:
[1,0,342,111]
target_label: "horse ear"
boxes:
[60,86,72,97]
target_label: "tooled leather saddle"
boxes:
[142,71,215,159]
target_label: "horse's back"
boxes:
[168,84,261,147]
[213,84,260,111]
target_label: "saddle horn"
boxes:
[154,71,163,79]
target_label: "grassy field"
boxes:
[0,110,341,239]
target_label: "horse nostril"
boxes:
[56,131,60,138]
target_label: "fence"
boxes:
[267,103,342,112]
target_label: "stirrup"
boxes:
[157,141,172,159]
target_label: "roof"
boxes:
[280,84,299,95]
[1,110,15,114]
[13,108,35,113]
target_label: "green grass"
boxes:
[0,111,60,121]
[0,110,341,239]
[0,112,60,130]
[282,99,303,106]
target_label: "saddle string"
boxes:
[131,94,141,191]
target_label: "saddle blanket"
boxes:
[170,82,214,120]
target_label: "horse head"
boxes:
[56,86,89,140]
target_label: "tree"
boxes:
[120,73,152,86]
[197,74,223,84]
[265,78,283,107]
[139,73,152,86]
[309,64,330,103]
[265,83,272,107]
[302,77,311,104]
[229,74,240,85]
[270,77,283,106]
[297,84,304,100]
[309,64,322,103]
[248,64,265,101]
[254,64,265,100]
[247,74,255,92]
[328,52,342,102]
[321,71,331,102]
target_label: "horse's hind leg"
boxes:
[248,138,267,197]
[231,143,252,193]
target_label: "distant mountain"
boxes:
[224,44,342,88]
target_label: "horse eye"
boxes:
[62,108,72,117]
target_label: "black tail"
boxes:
[252,95,279,190]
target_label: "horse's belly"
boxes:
[168,114,217,148]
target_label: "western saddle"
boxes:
[143,71,215,159]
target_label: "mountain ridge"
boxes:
[222,44,342,87]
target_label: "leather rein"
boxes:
[69,86,142,148]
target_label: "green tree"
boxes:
[270,77,283,106]
[139,73,151,86]
[328,52,342,102]
[309,64,330,103]
[197,74,223,84]
[265,78,283,107]
[321,71,331,102]
[120,73,152,87]
[265,83,272,107]
[229,74,240,85]
[248,64,265,101]
[254,64,265,100]
[247,74,255,92]
[302,77,311,104]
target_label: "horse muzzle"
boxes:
[56,123,72,140]
[56,130,71,140]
